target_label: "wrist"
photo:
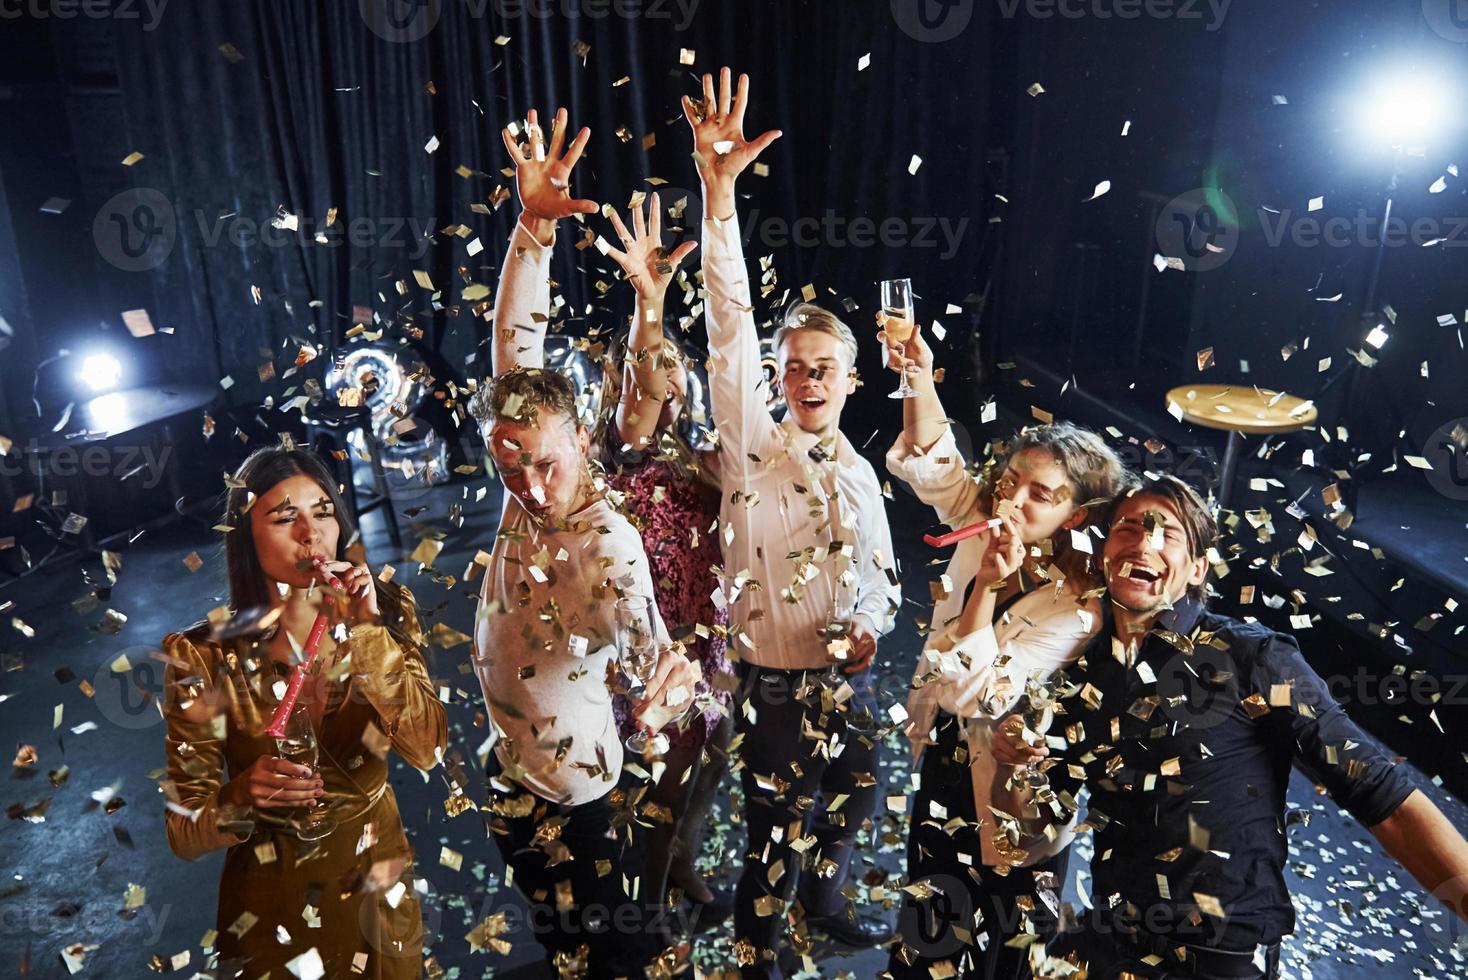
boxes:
[702,184,737,223]
[518,211,557,246]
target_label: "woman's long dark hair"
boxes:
[218,445,416,649]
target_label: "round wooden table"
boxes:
[1165,383,1319,508]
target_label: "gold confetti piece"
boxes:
[494,34,511,45]
[439,846,463,871]
[123,307,160,338]
[1026,82,1046,97]
[218,42,243,63]
[907,154,922,175]
[679,47,695,65]
[121,151,145,167]
[182,552,203,573]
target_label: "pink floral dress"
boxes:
[604,441,733,749]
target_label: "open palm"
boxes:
[681,68,781,187]
[501,106,598,221]
[604,193,698,299]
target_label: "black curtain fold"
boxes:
[96,0,999,431]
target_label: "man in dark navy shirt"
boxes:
[994,475,1468,979]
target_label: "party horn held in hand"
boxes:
[922,517,1004,548]
[264,613,330,738]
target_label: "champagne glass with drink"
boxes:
[616,595,666,754]
[1013,676,1057,791]
[879,277,917,399]
[274,700,335,841]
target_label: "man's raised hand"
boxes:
[501,106,598,226]
[681,68,781,217]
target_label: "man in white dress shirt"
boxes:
[684,70,902,976]
[469,106,698,977]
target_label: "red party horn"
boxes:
[264,613,330,738]
[922,517,1003,548]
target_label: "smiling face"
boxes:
[488,410,591,523]
[1103,492,1209,621]
[992,447,1089,545]
[778,328,855,436]
[249,473,341,590]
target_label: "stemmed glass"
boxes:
[879,278,918,399]
[824,582,858,671]
[616,595,667,755]
[1012,676,1057,790]
[274,701,335,841]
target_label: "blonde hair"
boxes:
[774,302,859,369]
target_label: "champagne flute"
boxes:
[823,577,858,672]
[616,596,662,754]
[1013,677,1056,790]
[274,701,335,841]
[879,278,917,400]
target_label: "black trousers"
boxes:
[485,758,662,979]
[889,711,1068,980]
[733,663,883,980]
[1046,927,1281,979]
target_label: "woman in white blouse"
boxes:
[881,323,1134,980]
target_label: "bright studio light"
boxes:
[1357,72,1451,145]
[78,352,122,392]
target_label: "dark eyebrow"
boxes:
[267,496,332,516]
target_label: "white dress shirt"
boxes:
[887,427,1102,865]
[471,216,670,805]
[703,216,900,670]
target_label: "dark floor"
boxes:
[1,473,1466,979]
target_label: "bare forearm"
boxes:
[1372,789,1468,920]
[957,583,998,637]
[702,177,736,223]
[618,296,669,450]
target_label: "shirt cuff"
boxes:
[513,214,556,257]
[886,427,962,485]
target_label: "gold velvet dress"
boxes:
[161,593,446,979]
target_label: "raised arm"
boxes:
[882,322,950,454]
[883,326,989,526]
[684,69,782,468]
[492,107,597,376]
[602,193,698,452]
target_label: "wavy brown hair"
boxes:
[977,422,1137,588]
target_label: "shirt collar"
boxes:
[1097,592,1208,647]
[778,416,849,466]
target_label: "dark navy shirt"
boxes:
[1046,597,1414,951]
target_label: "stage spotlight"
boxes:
[1356,71,1453,146]
[78,352,122,393]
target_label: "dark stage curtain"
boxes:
[102,0,1001,426]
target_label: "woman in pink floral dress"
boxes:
[595,192,734,920]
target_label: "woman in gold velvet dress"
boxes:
[161,446,446,979]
